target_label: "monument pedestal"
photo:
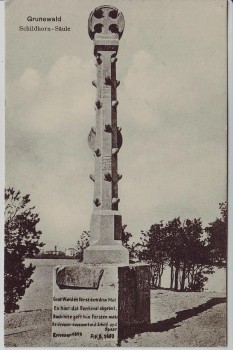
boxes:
[87,211,129,265]
[83,243,129,265]
[52,263,150,346]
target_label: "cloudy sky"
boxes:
[6,0,227,251]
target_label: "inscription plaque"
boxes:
[102,156,111,170]
[53,265,118,346]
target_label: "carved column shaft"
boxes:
[94,50,120,210]
[84,5,128,264]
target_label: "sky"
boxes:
[5,0,227,251]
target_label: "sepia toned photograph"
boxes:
[4,0,229,347]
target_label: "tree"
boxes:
[121,224,132,248]
[136,217,213,291]
[4,188,44,313]
[165,217,211,291]
[76,230,90,261]
[164,218,183,290]
[205,202,227,266]
[180,218,211,292]
[121,224,138,261]
[138,222,168,288]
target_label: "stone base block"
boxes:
[89,210,123,245]
[83,244,129,265]
[52,263,150,346]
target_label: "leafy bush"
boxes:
[4,188,44,313]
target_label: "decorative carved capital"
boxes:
[88,6,125,41]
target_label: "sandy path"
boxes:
[4,290,227,347]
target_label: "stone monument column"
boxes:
[84,5,129,264]
[52,6,150,346]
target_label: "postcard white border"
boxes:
[0,1,232,350]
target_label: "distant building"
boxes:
[44,250,64,256]
[43,245,65,257]
[66,248,76,257]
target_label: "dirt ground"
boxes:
[4,290,227,347]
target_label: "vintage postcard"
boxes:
[4,0,229,347]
